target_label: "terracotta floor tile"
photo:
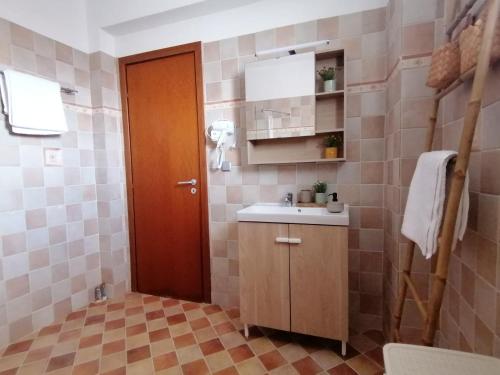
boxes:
[2,340,33,356]
[146,309,165,321]
[203,305,223,315]
[72,359,99,375]
[214,321,236,336]
[177,345,203,365]
[143,295,161,304]
[292,356,323,375]
[346,355,382,375]
[328,363,358,375]
[66,311,86,321]
[102,339,125,356]
[190,317,210,331]
[46,352,76,372]
[258,349,286,370]
[235,357,266,375]
[162,299,180,308]
[213,365,239,375]
[105,319,125,331]
[0,369,18,375]
[182,302,200,311]
[57,329,82,342]
[0,293,386,375]
[153,352,178,371]
[199,338,224,356]
[310,349,343,370]
[101,367,126,375]
[24,346,53,363]
[167,313,187,325]
[38,325,62,337]
[78,334,102,349]
[365,347,384,367]
[228,344,254,363]
[181,358,210,375]
[195,327,218,343]
[107,303,125,312]
[125,306,143,317]
[249,337,275,355]
[149,328,171,343]
[205,350,233,372]
[126,323,147,337]
[84,315,105,326]
[100,352,126,373]
[173,333,196,349]
[126,345,151,364]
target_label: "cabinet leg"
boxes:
[244,324,249,339]
[341,341,347,356]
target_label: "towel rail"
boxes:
[0,70,78,95]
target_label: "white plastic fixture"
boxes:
[207,120,234,170]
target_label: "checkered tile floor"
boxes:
[0,293,385,374]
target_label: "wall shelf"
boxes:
[315,128,344,134]
[316,90,344,100]
[246,48,346,165]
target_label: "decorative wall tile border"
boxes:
[63,103,122,117]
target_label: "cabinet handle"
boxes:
[275,237,302,244]
[275,237,289,243]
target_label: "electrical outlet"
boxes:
[44,148,63,166]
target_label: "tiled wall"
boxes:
[202,8,388,333]
[383,0,448,344]
[383,0,500,358]
[0,18,129,347]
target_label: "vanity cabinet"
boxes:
[239,222,348,351]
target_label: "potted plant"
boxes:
[323,133,342,159]
[313,180,328,205]
[317,66,336,92]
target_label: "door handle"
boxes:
[177,178,197,186]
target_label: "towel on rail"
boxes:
[401,151,469,259]
[0,69,67,135]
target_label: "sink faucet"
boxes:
[283,192,293,207]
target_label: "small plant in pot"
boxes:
[313,180,328,205]
[323,133,342,159]
[317,66,336,92]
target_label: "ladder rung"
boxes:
[402,273,428,320]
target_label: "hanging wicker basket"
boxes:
[459,7,500,74]
[426,41,461,89]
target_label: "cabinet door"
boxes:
[239,222,290,331]
[289,224,348,341]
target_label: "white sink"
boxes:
[237,203,349,226]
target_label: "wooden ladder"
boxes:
[392,0,500,346]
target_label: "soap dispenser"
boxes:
[327,192,344,213]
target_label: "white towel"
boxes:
[401,151,469,259]
[0,69,67,135]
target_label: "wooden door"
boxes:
[239,222,290,331]
[289,224,348,341]
[120,43,209,301]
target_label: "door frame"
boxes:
[118,42,211,302]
